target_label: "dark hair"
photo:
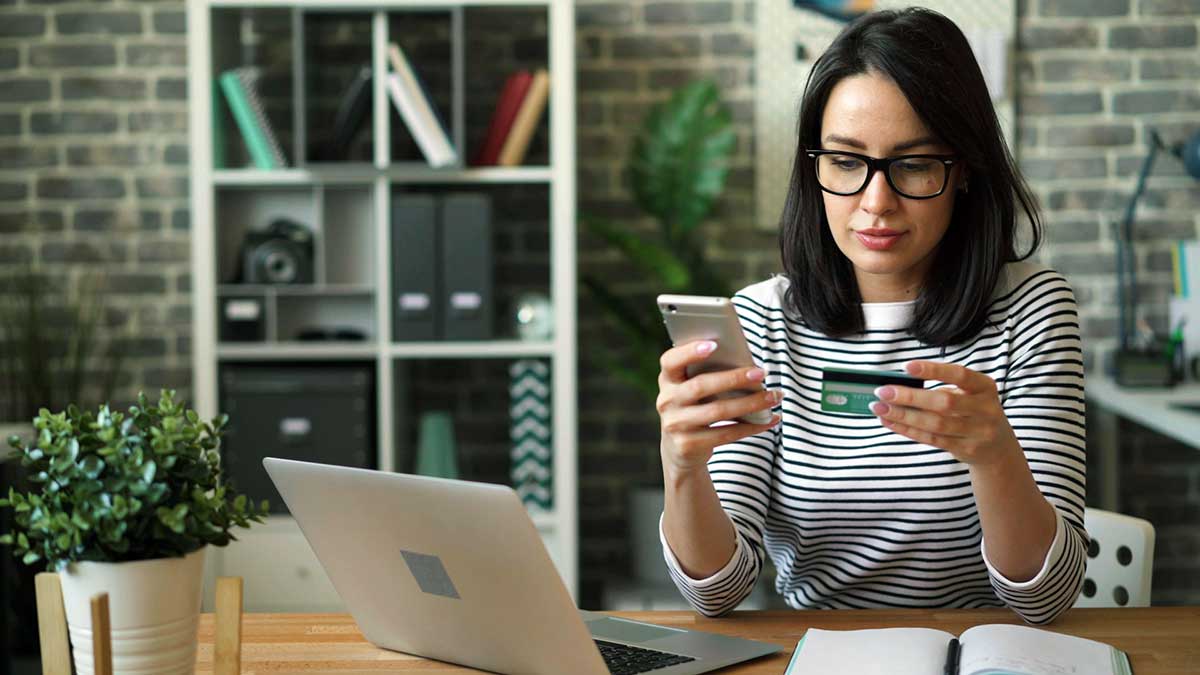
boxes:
[778,7,1041,346]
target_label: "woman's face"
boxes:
[817,71,965,298]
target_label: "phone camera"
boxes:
[667,304,677,313]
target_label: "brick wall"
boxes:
[0,0,192,413]
[1016,0,1200,605]
[0,0,1197,609]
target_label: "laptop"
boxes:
[262,457,780,675]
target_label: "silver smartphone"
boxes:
[657,294,773,425]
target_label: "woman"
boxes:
[656,8,1085,625]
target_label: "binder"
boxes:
[391,193,439,341]
[440,193,493,340]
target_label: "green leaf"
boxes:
[141,460,156,484]
[629,79,735,239]
[22,551,40,565]
[80,456,104,480]
[583,216,691,289]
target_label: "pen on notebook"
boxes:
[943,638,960,675]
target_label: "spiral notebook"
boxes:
[785,624,1134,675]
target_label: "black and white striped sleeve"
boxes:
[986,270,1088,624]
[659,293,780,617]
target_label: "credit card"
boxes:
[820,367,925,415]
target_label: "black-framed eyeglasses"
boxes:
[806,149,958,200]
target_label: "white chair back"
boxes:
[1076,508,1155,608]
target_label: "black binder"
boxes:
[391,193,439,341]
[439,193,493,340]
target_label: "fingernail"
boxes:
[906,361,922,375]
[696,341,716,354]
[870,401,890,415]
[772,390,784,403]
[747,368,765,381]
[875,386,896,401]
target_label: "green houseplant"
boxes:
[582,79,738,401]
[581,79,740,588]
[0,390,267,674]
[0,266,123,427]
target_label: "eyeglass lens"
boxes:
[815,154,947,198]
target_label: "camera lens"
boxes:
[667,304,677,313]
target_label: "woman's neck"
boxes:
[855,262,930,304]
[859,270,921,302]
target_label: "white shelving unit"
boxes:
[187,0,577,610]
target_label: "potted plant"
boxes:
[0,390,267,674]
[581,78,737,400]
[580,79,738,589]
[0,266,122,446]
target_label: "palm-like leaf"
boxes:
[630,80,736,242]
[582,79,738,402]
[583,216,692,290]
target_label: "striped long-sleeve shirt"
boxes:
[660,261,1087,624]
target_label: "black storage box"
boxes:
[219,362,376,515]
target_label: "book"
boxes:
[472,69,534,166]
[212,79,226,169]
[785,624,1133,675]
[326,63,373,161]
[386,42,457,167]
[217,67,287,169]
[1173,240,1200,299]
[497,67,550,167]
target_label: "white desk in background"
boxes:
[1084,373,1200,510]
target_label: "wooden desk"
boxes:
[196,607,1200,674]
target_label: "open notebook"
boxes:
[785,624,1134,675]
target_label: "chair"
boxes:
[1075,508,1156,608]
[35,573,244,675]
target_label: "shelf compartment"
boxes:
[211,7,295,170]
[389,182,551,343]
[461,5,550,168]
[392,357,554,511]
[302,11,375,163]
[215,186,317,286]
[322,186,376,285]
[276,293,376,342]
[385,10,458,168]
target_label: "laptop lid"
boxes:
[262,457,609,675]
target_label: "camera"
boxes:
[239,218,314,285]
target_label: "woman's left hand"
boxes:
[870,360,1021,467]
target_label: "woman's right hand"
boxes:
[656,340,782,474]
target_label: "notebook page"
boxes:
[959,624,1131,675]
[785,627,954,675]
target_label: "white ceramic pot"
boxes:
[59,548,206,675]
